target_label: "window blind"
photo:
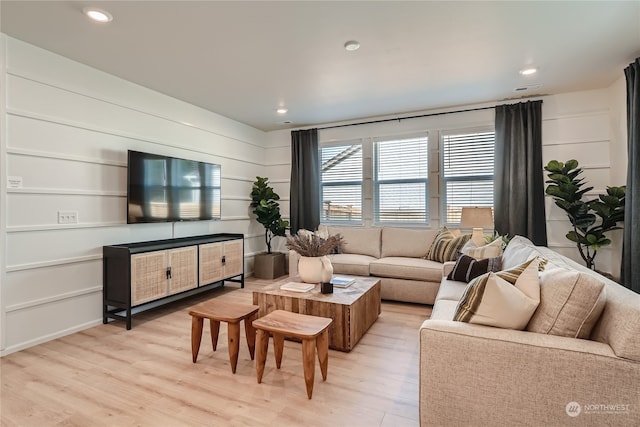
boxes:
[374,135,429,223]
[320,143,363,221]
[442,131,495,224]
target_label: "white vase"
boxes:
[298,256,333,284]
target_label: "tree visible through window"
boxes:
[442,130,495,224]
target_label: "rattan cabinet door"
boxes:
[167,246,198,295]
[199,242,223,285]
[131,251,168,305]
[223,240,243,278]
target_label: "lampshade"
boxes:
[460,207,494,228]
[461,207,494,246]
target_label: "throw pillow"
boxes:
[461,238,504,260]
[426,227,471,263]
[454,258,542,330]
[447,254,502,283]
[527,267,607,339]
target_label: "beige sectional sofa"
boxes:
[420,236,640,427]
[289,226,444,304]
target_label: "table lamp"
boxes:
[460,207,494,246]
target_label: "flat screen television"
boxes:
[127,150,221,224]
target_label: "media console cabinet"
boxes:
[103,233,244,329]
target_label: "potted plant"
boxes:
[250,176,289,279]
[544,159,625,271]
[286,231,343,283]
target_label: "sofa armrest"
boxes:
[442,261,455,277]
[420,320,640,427]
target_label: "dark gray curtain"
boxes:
[290,128,320,234]
[622,58,640,293]
[494,100,547,246]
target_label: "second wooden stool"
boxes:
[188,300,259,373]
[252,310,333,399]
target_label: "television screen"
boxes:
[127,150,221,223]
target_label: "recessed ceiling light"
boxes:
[519,67,538,76]
[276,108,288,114]
[83,7,113,23]
[344,40,360,51]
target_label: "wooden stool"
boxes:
[252,310,332,399]
[188,300,259,374]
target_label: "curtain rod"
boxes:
[316,105,496,130]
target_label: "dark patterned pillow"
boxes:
[447,254,502,283]
[426,227,471,262]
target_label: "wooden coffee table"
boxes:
[252,276,381,352]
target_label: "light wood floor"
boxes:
[1,277,431,427]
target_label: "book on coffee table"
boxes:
[330,277,356,288]
[280,282,315,292]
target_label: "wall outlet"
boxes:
[58,210,78,224]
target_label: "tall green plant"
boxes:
[544,159,625,270]
[250,177,289,254]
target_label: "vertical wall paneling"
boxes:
[1,34,9,351]
[0,36,267,355]
[541,88,624,275]
[607,76,628,278]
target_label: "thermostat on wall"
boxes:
[7,176,23,189]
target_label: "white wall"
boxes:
[542,86,627,276]
[0,35,269,355]
[607,75,628,277]
[266,86,628,277]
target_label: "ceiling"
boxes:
[1,1,639,132]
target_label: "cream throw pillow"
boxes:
[461,238,503,260]
[454,258,542,330]
[527,267,607,339]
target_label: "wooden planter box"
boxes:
[253,252,286,279]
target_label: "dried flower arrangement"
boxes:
[285,231,343,257]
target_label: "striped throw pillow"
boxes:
[454,257,543,330]
[426,227,471,263]
[447,254,502,283]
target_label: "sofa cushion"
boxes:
[447,254,502,283]
[430,299,459,321]
[380,277,440,305]
[381,227,438,258]
[454,258,541,330]
[527,267,607,339]
[426,227,470,262]
[435,277,468,303]
[501,236,538,269]
[370,257,443,282]
[461,238,504,260]
[327,226,382,258]
[501,235,571,271]
[327,253,375,276]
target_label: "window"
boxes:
[374,135,429,223]
[320,143,362,222]
[442,130,495,224]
